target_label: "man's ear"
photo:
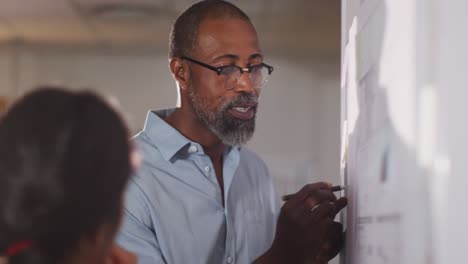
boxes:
[170,58,190,91]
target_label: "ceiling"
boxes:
[0,0,340,57]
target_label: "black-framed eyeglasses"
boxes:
[181,56,274,90]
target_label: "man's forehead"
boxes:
[194,18,262,61]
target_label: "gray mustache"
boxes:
[224,94,258,109]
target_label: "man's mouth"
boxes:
[228,104,257,120]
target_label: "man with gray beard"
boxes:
[188,90,257,146]
[117,1,347,264]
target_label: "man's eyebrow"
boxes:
[249,53,263,60]
[212,54,239,62]
[212,53,264,63]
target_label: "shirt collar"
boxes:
[142,108,192,161]
[142,108,243,161]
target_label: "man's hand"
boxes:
[307,222,345,264]
[255,182,347,264]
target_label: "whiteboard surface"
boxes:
[341,0,433,263]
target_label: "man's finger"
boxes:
[308,202,335,224]
[335,197,348,212]
[304,189,338,210]
[327,197,348,219]
[296,182,332,200]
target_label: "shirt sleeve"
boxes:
[116,179,166,264]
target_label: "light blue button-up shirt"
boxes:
[117,109,280,264]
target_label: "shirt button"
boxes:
[204,166,211,173]
[188,145,197,153]
[227,256,233,263]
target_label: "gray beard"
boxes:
[188,89,257,146]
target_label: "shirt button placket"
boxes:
[188,145,197,153]
[204,165,211,175]
[225,212,235,264]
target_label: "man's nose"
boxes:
[233,70,257,95]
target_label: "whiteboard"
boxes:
[340,0,434,263]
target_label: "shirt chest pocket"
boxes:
[243,197,267,223]
[242,200,273,259]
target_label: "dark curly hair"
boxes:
[0,87,131,264]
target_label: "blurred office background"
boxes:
[0,0,341,229]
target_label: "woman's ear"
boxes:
[129,147,142,172]
[104,244,137,264]
[74,223,117,264]
[170,58,190,91]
